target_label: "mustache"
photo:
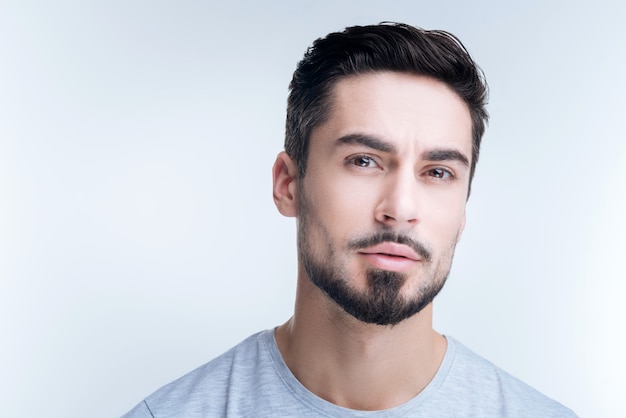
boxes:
[346,231,432,262]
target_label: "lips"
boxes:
[358,242,421,261]
[358,242,422,272]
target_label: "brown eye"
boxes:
[355,156,371,167]
[349,155,377,168]
[428,168,452,179]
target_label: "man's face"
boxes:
[296,72,473,326]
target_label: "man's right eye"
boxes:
[348,155,378,168]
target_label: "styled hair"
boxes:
[285,22,488,191]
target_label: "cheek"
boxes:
[422,194,467,240]
[308,175,377,225]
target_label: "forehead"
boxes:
[310,72,473,158]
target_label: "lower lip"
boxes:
[359,253,419,272]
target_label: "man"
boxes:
[123,23,576,417]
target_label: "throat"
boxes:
[274,312,447,411]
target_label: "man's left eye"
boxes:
[428,168,452,179]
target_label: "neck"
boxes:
[275,274,447,411]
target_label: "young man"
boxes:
[123,23,576,417]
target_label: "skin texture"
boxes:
[272,72,473,410]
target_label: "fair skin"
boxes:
[272,72,473,410]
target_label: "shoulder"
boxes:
[122,330,273,418]
[441,337,577,417]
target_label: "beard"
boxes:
[297,187,456,326]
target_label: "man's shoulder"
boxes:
[441,337,577,417]
[122,330,274,418]
[154,330,267,396]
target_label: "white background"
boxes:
[1,1,625,417]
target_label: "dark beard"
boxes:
[301,242,449,326]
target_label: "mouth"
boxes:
[359,242,421,260]
[358,242,422,272]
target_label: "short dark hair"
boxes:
[285,22,488,192]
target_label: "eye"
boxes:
[348,155,378,168]
[427,167,454,179]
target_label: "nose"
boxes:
[374,168,420,227]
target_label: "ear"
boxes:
[272,152,299,217]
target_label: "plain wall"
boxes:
[1,1,624,417]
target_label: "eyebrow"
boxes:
[335,133,397,153]
[422,149,470,167]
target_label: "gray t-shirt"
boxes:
[122,330,576,417]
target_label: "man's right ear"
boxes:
[272,152,299,217]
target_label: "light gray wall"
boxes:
[1,1,624,417]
